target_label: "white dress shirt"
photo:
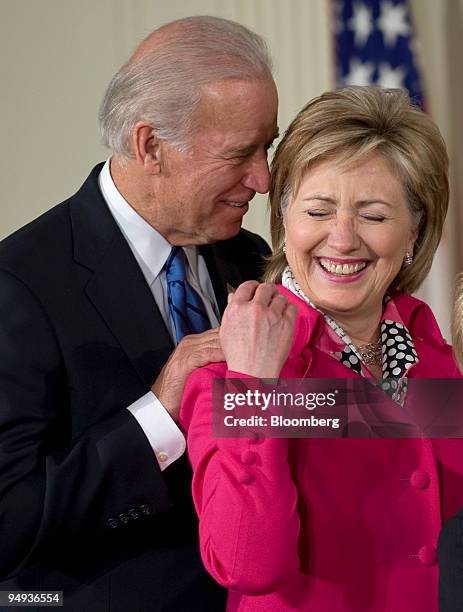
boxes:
[98,159,220,470]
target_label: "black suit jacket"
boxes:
[0,164,270,611]
[439,509,463,611]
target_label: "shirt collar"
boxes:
[98,159,199,284]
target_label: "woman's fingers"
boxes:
[219,282,297,378]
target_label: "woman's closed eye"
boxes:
[358,202,392,223]
[360,213,387,222]
[305,209,332,218]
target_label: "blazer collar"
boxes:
[279,285,460,378]
[276,285,327,359]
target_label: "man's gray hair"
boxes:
[98,15,273,157]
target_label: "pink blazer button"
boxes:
[410,470,430,489]
[418,545,437,566]
[237,471,253,485]
[241,450,256,465]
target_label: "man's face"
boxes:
[150,78,278,245]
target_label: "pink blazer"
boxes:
[180,288,462,611]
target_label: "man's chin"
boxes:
[203,223,243,244]
[165,222,243,246]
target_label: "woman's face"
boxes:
[284,153,417,321]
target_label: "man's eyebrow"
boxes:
[225,144,256,157]
[225,129,280,157]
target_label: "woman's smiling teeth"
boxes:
[319,258,368,275]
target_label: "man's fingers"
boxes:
[190,347,225,369]
[177,327,220,348]
[197,327,220,338]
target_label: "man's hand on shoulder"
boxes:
[151,328,224,422]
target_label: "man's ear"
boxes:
[132,122,162,175]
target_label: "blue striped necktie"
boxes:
[165,247,211,342]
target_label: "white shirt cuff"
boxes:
[127,391,186,471]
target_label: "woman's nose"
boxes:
[325,216,361,253]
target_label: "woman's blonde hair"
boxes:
[453,273,463,371]
[264,87,449,294]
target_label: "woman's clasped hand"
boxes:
[219,281,297,379]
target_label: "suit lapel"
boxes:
[85,233,174,387]
[70,165,173,388]
[200,244,241,316]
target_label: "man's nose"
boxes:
[325,215,361,252]
[242,152,271,194]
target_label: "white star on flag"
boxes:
[377,0,411,47]
[348,2,374,46]
[345,57,375,85]
[377,62,406,88]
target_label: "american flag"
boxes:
[333,0,424,109]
